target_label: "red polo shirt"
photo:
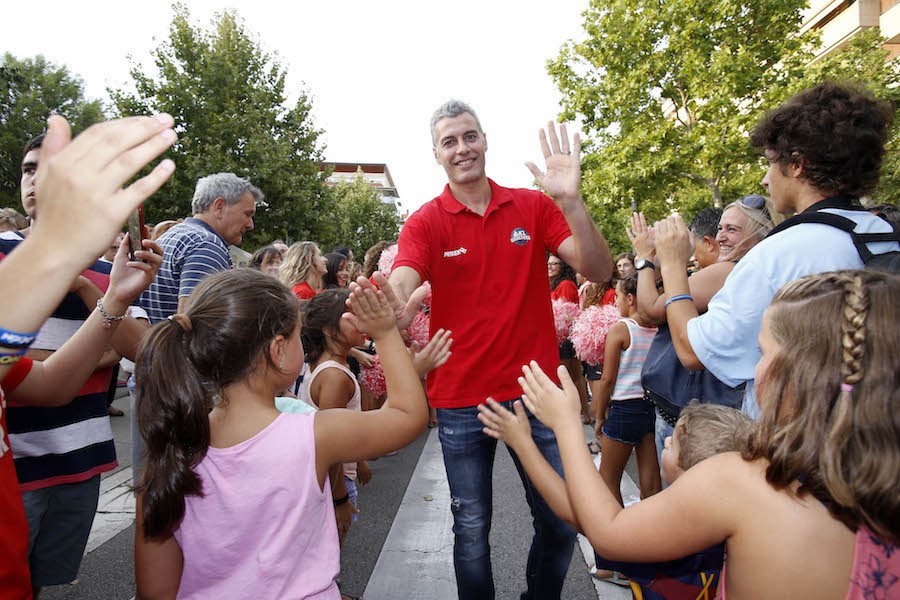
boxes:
[394,179,572,408]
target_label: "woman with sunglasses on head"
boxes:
[627,197,775,466]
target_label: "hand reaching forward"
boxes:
[351,272,428,331]
[477,399,533,454]
[34,114,176,270]
[525,122,582,204]
[411,328,453,378]
[627,212,656,260]
[654,214,693,270]
[517,361,583,432]
[106,234,164,309]
[343,277,396,339]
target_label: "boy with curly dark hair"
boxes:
[651,81,899,419]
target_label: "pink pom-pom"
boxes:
[377,244,399,276]
[420,281,433,307]
[407,309,431,349]
[359,355,387,397]
[570,304,621,365]
[552,299,582,343]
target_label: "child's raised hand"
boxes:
[477,399,533,453]
[410,328,453,378]
[107,235,163,308]
[344,278,396,338]
[518,362,582,431]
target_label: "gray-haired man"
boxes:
[140,172,261,324]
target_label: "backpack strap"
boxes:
[768,211,900,263]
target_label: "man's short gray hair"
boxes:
[191,173,264,214]
[430,99,482,146]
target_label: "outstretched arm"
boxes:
[10,238,162,406]
[527,122,612,283]
[0,114,175,379]
[477,399,579,529]
[655,215,703,370]
[517,361,736,562]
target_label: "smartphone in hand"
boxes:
[127,205,146,261]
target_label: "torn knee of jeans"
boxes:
[450,496,461,511]
[442,426,454,435]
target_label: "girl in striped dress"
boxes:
[593,271,662,505]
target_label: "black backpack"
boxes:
[767,204,900,274]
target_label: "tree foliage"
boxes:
[318,170,401,260]
[551,0,900,253]
[109,4,329,247]
[0,53,105,208]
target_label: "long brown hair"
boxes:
[135,269,301,539]
[743,270,899,542]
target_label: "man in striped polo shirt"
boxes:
[139,172,261,324]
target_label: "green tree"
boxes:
[319,170,402,260]
[109,4,329,246]
[0,53,105,208]
[549,0,898,254]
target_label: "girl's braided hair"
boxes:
[743,270,899,543]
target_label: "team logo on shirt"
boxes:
[510,227,532,246]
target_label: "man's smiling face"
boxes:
[433,113,488,187]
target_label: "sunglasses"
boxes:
[739,195,767,210]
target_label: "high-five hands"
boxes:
[525,122,582,203]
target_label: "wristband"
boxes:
[0,327,39,349]
[664,294,693,308]
[96,299,127,329]
[333,494,350,507]
[0,348,27,365]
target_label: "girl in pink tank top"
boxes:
[132,270,438,599]
[491,269,899,600]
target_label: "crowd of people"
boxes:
[0,79,897,600]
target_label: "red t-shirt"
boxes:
[292,281,318,300]
[394,180,572,408]
[601,287,616,306]
[0,358,34,599]
[550,280,579,303]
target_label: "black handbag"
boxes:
[641,324,745,426]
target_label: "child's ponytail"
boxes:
[135,316,210,539]
[134,269,302,540]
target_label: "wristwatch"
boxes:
[635,257,656,271]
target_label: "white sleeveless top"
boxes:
[300,360,361,480]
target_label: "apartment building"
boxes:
[801,0,900,59]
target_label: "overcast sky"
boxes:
[4,0,590,215]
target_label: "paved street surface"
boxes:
[42,388,639,599]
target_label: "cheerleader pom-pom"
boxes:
[570,304,620,365]
[552,298,582,343]
[377,244,399,276]
[420,281,433,307]
[407,309,431,349]
[359,355,387,398]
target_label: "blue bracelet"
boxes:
[664,294,694,308]
[0,327,39,349]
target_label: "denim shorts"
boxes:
[601,398,656,445]
[345,476,359,523]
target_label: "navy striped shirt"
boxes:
[139,218,233,324]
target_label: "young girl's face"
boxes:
[336,260,350,288]
[615,282,630,317]
[755,310,780,408]
[262,254,282,276]
[280,322,305,381]
[338,314,367,349]
[660,429,684,485]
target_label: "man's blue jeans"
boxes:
[437,401,577,600]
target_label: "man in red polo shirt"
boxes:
[389,100,612,600]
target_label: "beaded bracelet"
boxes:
[96,299,128,329]
[664,294,694,308]
[0,327,39,349]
